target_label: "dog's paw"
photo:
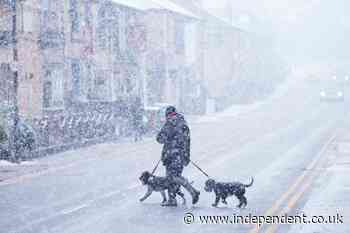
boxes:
[139,198,144,202]
[212,203,218,207]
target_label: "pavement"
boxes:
[0,77,349,233]
[0,160,47,182]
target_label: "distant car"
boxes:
[320,76,344,101]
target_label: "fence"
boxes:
[23,101,134,159]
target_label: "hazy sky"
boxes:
[201,0,350,61]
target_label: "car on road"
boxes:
[320,76,345,102]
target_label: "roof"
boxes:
[169,0,245,31]
[110,0,200,19]
[150,0,200,19]
[110,0,162,11]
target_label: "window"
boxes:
[40,0,61,31]
[19,82,33,114]
[175,21,185,54]
[23,7,34,32]
[69,0,80,37]
[71,61,81,99]
[52,70,64,106]
[43,81,52,108]
[125,11,146,54]
[185,22,197,64]
[0,64,11,104]
[97,4,119,51]
[43,68,64,108]
[84,1,92,28]
[92,70,111,101]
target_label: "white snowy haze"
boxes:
[1,1,350,233]
[202,0,350,62]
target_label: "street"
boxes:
[0,78,348,233]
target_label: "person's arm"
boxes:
[182,124,191,166]
[156,121,170,144]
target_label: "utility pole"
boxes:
[10,0,20,162]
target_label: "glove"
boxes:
[183,156,190,166]
[162,156,170,166]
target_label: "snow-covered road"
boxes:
[0,80,346,233]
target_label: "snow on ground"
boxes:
[197,76,302,122]
[0,160,38,167]
[0,160,18,166]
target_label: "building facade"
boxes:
[0,0,201,155]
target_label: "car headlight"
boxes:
[338,91,343,97]
[320,91,326,97]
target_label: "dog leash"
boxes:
[151,158,209,178]
[190,160,210,178]
[151,159,161,175]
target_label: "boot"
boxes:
[191,190,200,205]
[175,176,200,205]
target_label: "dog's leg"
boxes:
[160,191,167,204]
[212,195,220,207]
[222,198,228,205]
[177,191,186,205]
[241,196,247,208]
[140,187,153,202]
[236,195,242,208]
[237,195,247,208]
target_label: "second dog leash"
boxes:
[151,159,161,175]
[190,160,210,178]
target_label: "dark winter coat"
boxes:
[156,113,190,168]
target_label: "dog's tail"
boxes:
[244,177,254,188]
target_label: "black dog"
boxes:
[204,177,254,208]
[139,171,187,205]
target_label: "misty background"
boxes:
[202,0,350,62]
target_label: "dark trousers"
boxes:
[166,163,183,199]
[165,163,197,200]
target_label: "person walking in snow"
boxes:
[156,106,200,206]
[131,97,144,142]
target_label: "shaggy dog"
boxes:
[204,177,254,208]
[139,171,187,205]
